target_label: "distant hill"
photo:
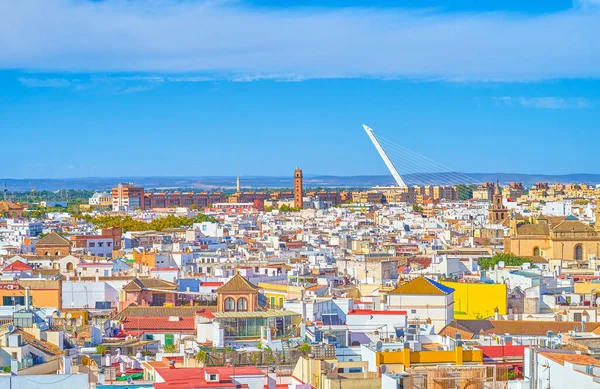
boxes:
[1,173,599,192]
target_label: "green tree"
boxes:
[163,344,178,353]
[478,253,532,270]
[298,343,311,356]
[195,350,207,364]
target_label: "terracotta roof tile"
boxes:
[388,276,454,295]
[35,232,71,247]
[122,278,178,292]
[540,352,600,366]
[440,320,600,337]
[216,273,259,293]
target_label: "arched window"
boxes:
[224,297,235,312]
[66,262,74,271]
[533,247,540,256]
[575,244,583,260]
[237,297,248,312]
[55,251,61,256]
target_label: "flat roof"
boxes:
[213,311,301,319]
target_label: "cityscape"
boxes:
[1,1,600,389]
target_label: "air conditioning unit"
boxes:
[406,334,416,342]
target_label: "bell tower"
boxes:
[293,167,303,210]
[488,180,508,223]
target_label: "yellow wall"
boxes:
[441,281,507,320]
[574,282,600,294]
[376,346,483,368]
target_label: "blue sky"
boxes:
[0,0,599,179]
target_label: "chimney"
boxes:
[25,287,30,311]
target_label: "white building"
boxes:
[386,276,454,331]
[7,219,43,237]
[88,192,111,206]
[524,348,600,388]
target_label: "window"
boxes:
[575,245,583,261]
[270,296,276,307]
[411,309,417,314]
[237,297,248,312]
[107,242,111,247]
[104,270,109,277]
[151,293,166,306]
[3,296,32,306]
[164,333,174,346]
[533,247,540,256]
[89,242,95,247]
[224,297,235,312]
[574,312,583,322]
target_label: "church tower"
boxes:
[293,167,303,210]
[236,175,241,193]
[488,180,508,223]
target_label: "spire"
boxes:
[494,180,501,195]
[236,175,241,193]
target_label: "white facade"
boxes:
[7,219,43,237]
[387,293,454,331]
[62,281,119,309]
[524,348,600,388]
[88,192,111,205]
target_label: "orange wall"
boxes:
[0,288,61,309]
[133,252,156,267]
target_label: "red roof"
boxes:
[3,261,33,272]
[154,366,263,389]
[196,309,215,319]
[347,309,407,316]
[201,282,224,287]
[122,316,195,332]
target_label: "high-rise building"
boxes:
[112,183,145,212]
[294,167,303,209]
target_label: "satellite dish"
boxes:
[376,341,383,352]
[595,297,600,306]
[380,365,388,374]
[66,313,73,319]
[329,362,335,370]
[7,325,14,333]
[56,311,61,318]
[127,377,133,384]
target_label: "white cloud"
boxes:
[2,1,599,81]
[18,77,71,88]
[492,96,593,109]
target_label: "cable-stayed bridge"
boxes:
[363,124,481,188]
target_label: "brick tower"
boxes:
[294,167,303,210]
